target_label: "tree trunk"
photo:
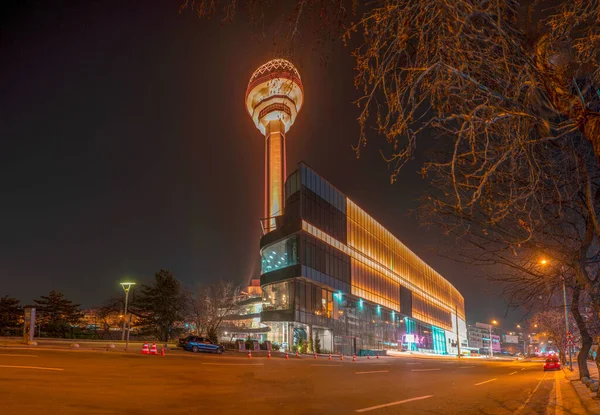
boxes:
[571,287,592,379]
[596,336,600,398]
[583,112,600,163]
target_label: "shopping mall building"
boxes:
[245,59,467,355]
[259,163,467,355]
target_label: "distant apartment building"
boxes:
[467,327,484,349]
[467,323,500,354]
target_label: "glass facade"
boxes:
[261,235,299,274]
[262,281,295,312]
[259,163,466,355]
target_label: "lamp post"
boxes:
[120,282,135,349]
[489,320,498,358]
[540,259,572,371]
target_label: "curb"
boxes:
[562,368,600,415]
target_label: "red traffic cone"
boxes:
[376,355,379,359]
[160,347,165,356]
[150,343,158,355]
[352,354,356,362]
[285,352,289,360]
[328,354,332,360]
[340,355,344,361]
[313,353,317,359]
[248,350,252,358]
[267,351,271,358]
[141,342,149,355]
[295,352,299,358]
[367,355,370,360]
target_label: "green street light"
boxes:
[120,282,136,348]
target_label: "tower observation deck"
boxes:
[245,59,304,233]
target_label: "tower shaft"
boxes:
[264,119,286,232]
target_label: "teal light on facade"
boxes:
[432,326,447,355]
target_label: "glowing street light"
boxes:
[120,282,135,348]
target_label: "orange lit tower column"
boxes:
[245,59,304,232]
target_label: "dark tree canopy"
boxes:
[33,290,83,338]
[0,295,22,336]
[135,269,187,342]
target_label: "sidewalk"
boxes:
[564,361,600,414]
[386,349,517,361]
[0,337,178,352]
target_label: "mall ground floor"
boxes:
[263,317,466,356]
[259,277,467,355]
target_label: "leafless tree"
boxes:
[529,305,574,364]
[188,281,241,342]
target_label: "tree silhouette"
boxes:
[136,269,187,342]
[0,296,22,336]
[33,290,83,338]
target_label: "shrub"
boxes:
[314,332,321,354]
[297,338,307,354]
[320,348,331,354]
[272,343,281,351]
[221,341,237,351]
[244,336,253,351]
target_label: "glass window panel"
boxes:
[261,235,299,274]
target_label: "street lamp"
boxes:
[539,259,572,371]
[489,320,498,358]
[120,282,135,349]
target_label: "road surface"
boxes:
[0,348,586,414]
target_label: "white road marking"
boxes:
[355,395,433,412]
[508,371,518,375]
[459,366,474,369]
[0,354,38,357]
[474,378,498,386]
[0,365,63,371]
[555,372,563,415]
[406,362,422,365]
[201,363,264,366]
[311,364,342,367]
[411,368,441,372]
[355,370,389,375]
[513,372,547,414]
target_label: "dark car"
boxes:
[184,337,224,354]
[543,357,561,371]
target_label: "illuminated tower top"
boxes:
[245,59,304,135]
[245,59,304,233]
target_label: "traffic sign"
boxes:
[566,331,574,340]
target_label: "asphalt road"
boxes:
[0,348,587,415]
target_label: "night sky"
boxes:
[1,1,521,325]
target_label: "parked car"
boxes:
[177,335,205,348]
[543,357,561,371]
[184,337,225,354]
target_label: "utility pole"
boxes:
[489,325,494,358]
[561,275,573,371]
[455,305,461,358]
